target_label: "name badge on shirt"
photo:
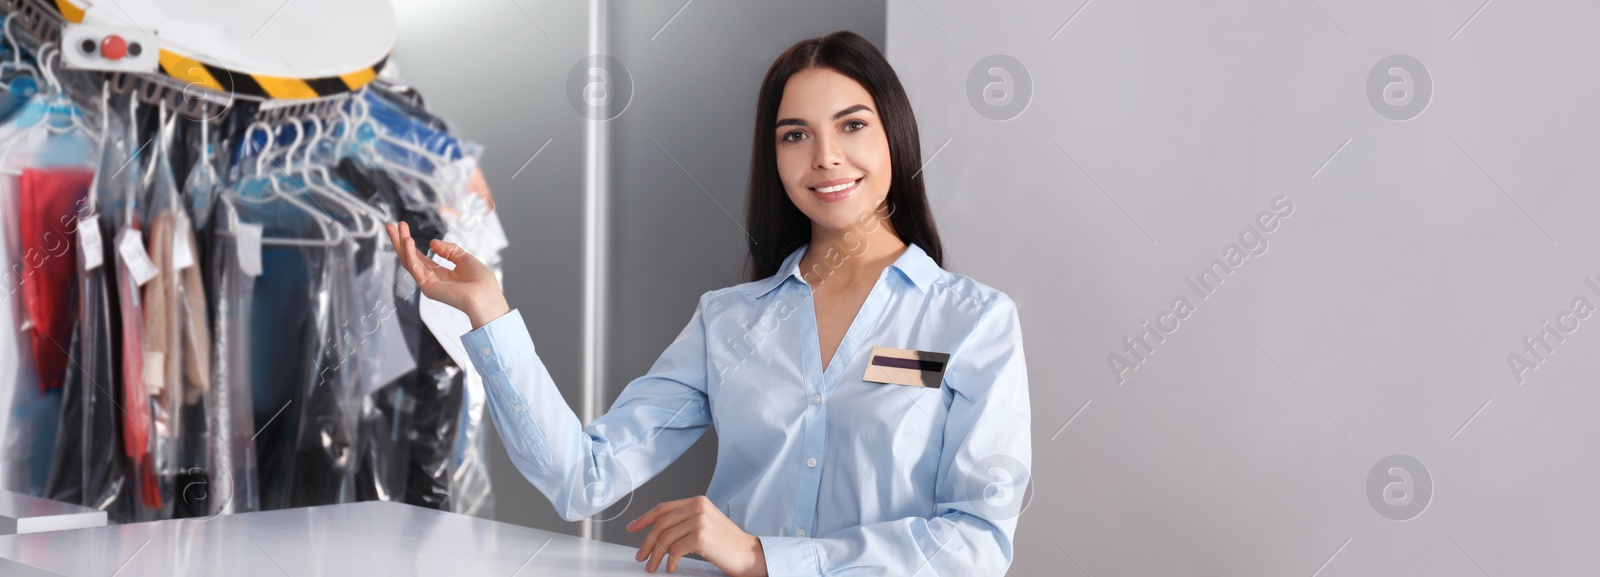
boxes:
[863,346,950,389]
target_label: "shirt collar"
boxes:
[755,242,938,298]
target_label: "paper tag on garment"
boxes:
[417,252,475,372]
[78,214,103,271]
[862,346,951,388]
[236,223,263,277]
[172,213,195,271]
[117,229,158,286]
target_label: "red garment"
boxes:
[18,167,93,393]
[112,225,158,508]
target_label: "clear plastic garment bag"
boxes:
[0,27,503,521]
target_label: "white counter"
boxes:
[0,501,725,576]
[0,491,107,536]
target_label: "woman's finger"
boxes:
[429,239,478,268]
[387,223,418,278]
[385,223,406,264]
[635,505,696,563]
[400,221,416,259]
[646,521,696,573]
[388,222,439,282]
[630,498,695,533]
[389,223,418,275]
[666,549,686,574]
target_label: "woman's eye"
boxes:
[782,130,807,142]
[844,120,867,132]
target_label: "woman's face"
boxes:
[774,67,893,233]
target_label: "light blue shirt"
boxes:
[461,243,1032,576]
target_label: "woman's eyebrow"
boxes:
[776,104,876,129]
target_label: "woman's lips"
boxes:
[809,177,863,203]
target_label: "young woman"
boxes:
[386,31,1031,577]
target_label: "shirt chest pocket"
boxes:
[831,377,950,451]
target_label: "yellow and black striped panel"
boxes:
[157,49,388,100]
[53,0,387,100]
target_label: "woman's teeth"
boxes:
[813,179,858,193]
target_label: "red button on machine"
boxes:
[100,35,127,60]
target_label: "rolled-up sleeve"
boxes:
[461,295,715,521]
[758,293,1032,576]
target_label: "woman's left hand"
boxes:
[627,496,768,576]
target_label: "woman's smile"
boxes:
[808,176,864,203]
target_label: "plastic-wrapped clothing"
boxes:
[231,177,360,509]
[112,223,160,516]
[359,86,501,514]
[405,325,462,510]
[287,235,360,508]
[18,168,93,394]
[335,157,444,254]
[367,81,451,133]
[2,96,99,495]
[202,201,261,515]
[144,203,212,517]
[0,75,37,122]
[336,157,463,510]
[360,90,465,166]
[0,100,48,493]
[43,212,129,521]
[42,115,135,517]
[352,246,418,505]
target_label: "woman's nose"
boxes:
[812,134,844,169]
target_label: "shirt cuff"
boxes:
[759,536,820,577]
[460,308,534,376]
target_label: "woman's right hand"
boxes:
[386,221,510,329]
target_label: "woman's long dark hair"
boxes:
[745,30,944,281]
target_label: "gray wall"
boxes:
[887,0,1600,575]
[397,0,1600,574]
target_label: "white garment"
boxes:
[0,98,50,492]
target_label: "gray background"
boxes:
[395,0,1600,574]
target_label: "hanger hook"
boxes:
[247,120,275,176]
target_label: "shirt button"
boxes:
[513,404,523,413]
[480,346,492,357]
[811,394,821,405]
[796,529,805,537]
[807,457,817,468]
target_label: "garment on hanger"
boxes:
[18,166,92,391]
[42,100,136,518]
[203,200,261,515]
[0,97,47,494]
[1,90,97,495]
[226,174,360,509]
[43,212,127,520]
[355,87,502,516]
[337,154,468,511]
[0,30,502,520]
[114,203,160,516]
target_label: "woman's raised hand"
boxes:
[385,221,510,329]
